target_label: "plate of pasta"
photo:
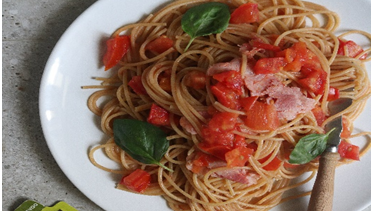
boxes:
[39,0,371,211]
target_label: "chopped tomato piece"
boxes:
[230,3,259,24]
[209,112,239,133]
[145,35,174,54]
[158,69,172,92]
[327,87,340,101]
[337,39,367,60]
[103,35,130,70]
[190,151,220,173]
[311,106,327,126]
[259,153,282,171]
[338,140,360,161]
[213,70,243,94]
[199,142,232,160]
[128,75,147,95]
[185,71,206,90]
[225,147,255,167]
[244,101,280,131]
[147,103,170,126]
[282,42,308,72]
[298,67,327,95]
[239,96,258,111]
[120,169,151,193]
[340,116,352,139]
[233,135,247,148]
[253,57,287,74]
[211,83,240,110]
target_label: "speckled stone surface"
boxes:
[2,1,103,210]
[2,1,371,211]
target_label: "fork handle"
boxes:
[308,152,340,211]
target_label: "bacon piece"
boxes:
[244,74,315,121]
[206,58,253,76]
[212,168,260,185]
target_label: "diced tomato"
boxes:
[298,67,327,95]
[233,135,247,148]
[239,96,258,111]
[103,35,130,71]
[338,140,360,161]
[120,169,151,193]
[252,40,281,52]
[211,83,240,110]
[340,116,352,139]
[158,69,172,92]
[283,42,308,72]
[190,151,222,173]
[225,147,255,167]
[259,153,282,171]
[208,112,239,133]
[199,142,232,160]
[337,39,367,60]
[230,3,259,24]
[311,106,327,126]
[244,101,280,131]
[128,75,147,95]
[147,103,170,126]
[185,71,206,90]
[253,57,287,74]
[145,35,174,54]
[327,87,340,101]
[213,70,243,94]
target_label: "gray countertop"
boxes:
[2,1,103,210]
[2,1,371,211]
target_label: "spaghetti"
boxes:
[86,0,371,210]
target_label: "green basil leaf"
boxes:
[113,119,172,171]
[289,128,335,164]
[181,2,230,51]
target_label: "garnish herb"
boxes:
[113,119,173,172]
[181,2,231,51]
[288,128,336,164]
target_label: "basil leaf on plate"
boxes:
[181,2,231,51]
[289,128,336,164]
[113,119,172,172]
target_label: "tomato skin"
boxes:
[225,147,254,167]
[252,40,281,52]
[340,116,352,139]
[185,71,206,90]
[338,140,360,161]
[213,70,243,94]
[145,35,174,54]
[147,103,170,126]
[120,169,151,193]
[253,57,287,74]
[230,3,259,24]
[239,96,258,111]
[211,83,240,110]
[337,39,367,60]
[298,67,327,95]
[244,101,280,131]
[128,75,147,95]
[259,153,282,171]
[103,35,130,70]
[327,87,340,101]
[311,106,327,126]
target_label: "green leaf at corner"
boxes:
[181,2,231,51]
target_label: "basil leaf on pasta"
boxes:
[289,128,335,164]
[181,2,230,51]
[113,119,172,172]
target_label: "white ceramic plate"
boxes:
[39,0,371,210]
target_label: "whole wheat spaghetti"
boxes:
[85,0,371,210]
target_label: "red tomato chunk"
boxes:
[120,169,151,193]
[103,35,130,70]
[230,3,259,24]
[338,141,360,161]
[147,103,170,126]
